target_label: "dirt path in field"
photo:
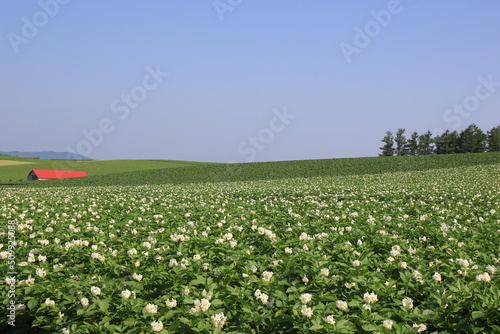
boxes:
[0,160,34,166]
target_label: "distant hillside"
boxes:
[0,151,91,160]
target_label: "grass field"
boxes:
[1,153,499,333]
[0,160,35,167]
[0,155,213,184]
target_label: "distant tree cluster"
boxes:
[379,124,500,156]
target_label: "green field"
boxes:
[0,155,213,184]
[1,153,499,333]
[22,152,500,187]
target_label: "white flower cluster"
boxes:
[382,319,393,329]
[390,245,401,257]
[254,289,270,305]
[189,298,211,314]
[211,312,227,328]
[262,271,273,282]
[170,234,190,242]
[91,252,105,262]
[363,292,378,304]
[402,297,413,309]
[36,268,47,278]
[336,300,348,310]
[476,272,491,282]
[300,293,312,304]
[456,258,470,268]
[165,298,177,308]
[325,315,336,325]
[150,320,163,332]
[63,239,89,251]
[90,286,101,296]
[145,303,158,314]
[255,226,277,241]
[413,323,427,332]
[301,305,313,318]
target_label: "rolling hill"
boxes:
[0,154,214,184]
[19,152,500,187]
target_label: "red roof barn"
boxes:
[27,169,88,181]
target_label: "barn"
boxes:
[27,170,88,181]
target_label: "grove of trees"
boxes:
[379,124,500,156]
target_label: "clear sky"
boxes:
[1,1,499,162]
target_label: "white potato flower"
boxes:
[382,319,393,330]
[363,292,378,304]
[90,286,101,296]
[262,271,273,282]
[211,312,227,328]
[145,303,158,314]
[45,298,55,306]
[402,297,413,309]
[121,290,131,299]
[301,305,313,318]
[165,298,177,308]
[300,293,312,304]
[325,315,336,325]
[150,320,163,332]
[336,300,348,310]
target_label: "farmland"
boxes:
[0,155,212,184]
[1,155,499,333]
[24,152,500,187]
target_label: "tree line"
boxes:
[379,124,500,156]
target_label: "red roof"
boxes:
[30,170,88,179]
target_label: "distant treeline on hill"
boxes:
[379,124,500,156]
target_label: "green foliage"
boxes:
[457,124,487,153]
[1,160,499,333]
[434,130,459,154]
[417,131,434,155]
[407,131,419,156]
[395,129,408,156]
[382,124,496,156]
[487,125,500,152]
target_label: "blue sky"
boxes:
[1,0,499,162]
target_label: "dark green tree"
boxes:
[379,131,395,156]
[457,124,487,153]
[443,130,459,154]
[434,132,445,155]
[486,125,500,152]
[434,130,459,154]
[394,128,408,156]
[417,131,434,155]
[406,131,419,156]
